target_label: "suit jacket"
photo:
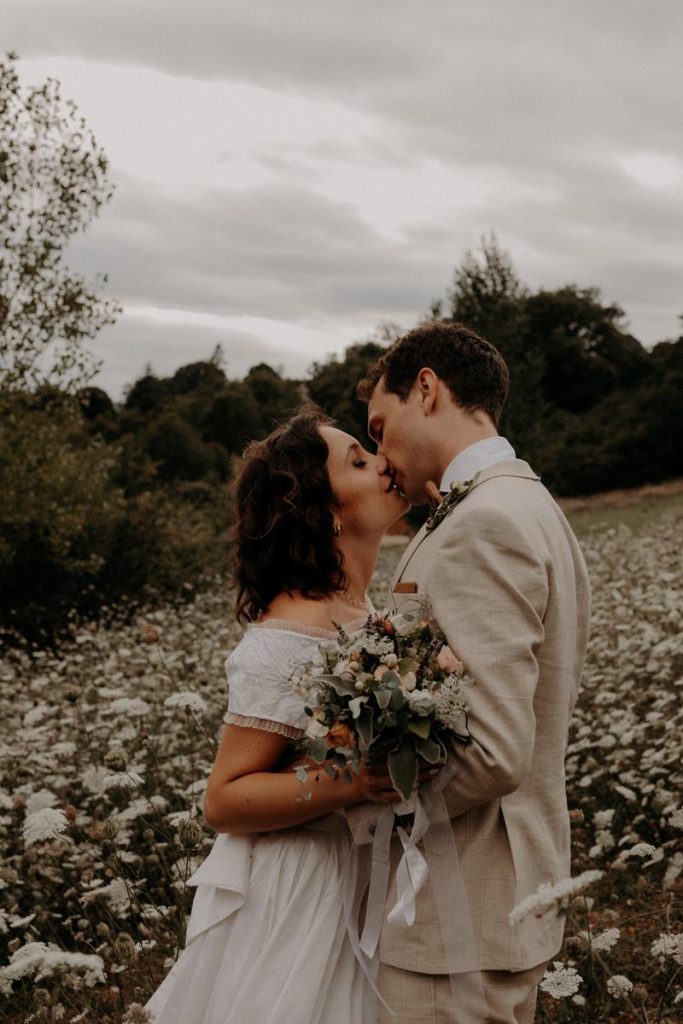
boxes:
[335,458,592,973]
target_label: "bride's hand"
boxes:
[279,751,442,803]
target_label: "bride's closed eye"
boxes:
[353,458,367,468]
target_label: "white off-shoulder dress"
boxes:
[144,617,376,1024]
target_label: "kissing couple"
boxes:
[144,320,591,1024]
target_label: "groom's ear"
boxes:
[416,368,438,414]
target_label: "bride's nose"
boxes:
[377,457,393,477]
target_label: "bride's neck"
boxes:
[336,534,381,598]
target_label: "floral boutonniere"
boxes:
[424,471,481,533]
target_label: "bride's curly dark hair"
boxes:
[232,403,347,623]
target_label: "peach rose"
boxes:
[327,723,356,749]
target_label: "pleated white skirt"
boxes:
[144,829,373,1024]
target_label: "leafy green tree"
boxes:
[0,53,120,392]
[170,349,227,396]
[524,286,649,412]
[307,339,387,440]
[243,362,304,431]
[143,412,230,483]
[123,370,174,416]
[202,381,262,453]
[443,233,549,459]
[0,389,123,645]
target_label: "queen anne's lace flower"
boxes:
[540,962,582,999]
[624,842,657,859]
[356,634,394,658]
[22,807,69,846]
[100,770,144,792]
[432,674,470,731]
[509,870,604,925]
[164,691,207,714]
[25,789,59,814]
[80,877,133,917]
[651,932,683,965]
[108,697,151,717]
[607,975,633,998]
[0,942,105,997]
[594,808,615,828]
[580,927,620,951]
[668,807,683,829]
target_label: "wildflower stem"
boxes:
[654,964,681,1024]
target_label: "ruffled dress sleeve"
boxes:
[222,623,329,739]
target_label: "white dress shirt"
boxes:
[439,436,516,492]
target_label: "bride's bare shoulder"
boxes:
[258,592,333,629]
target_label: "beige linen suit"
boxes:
[340,459,591,1016]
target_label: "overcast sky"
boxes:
[7,0,683,402]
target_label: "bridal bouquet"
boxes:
[290,611,474,801]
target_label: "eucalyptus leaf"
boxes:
[388,740,418,801]
[389,687,406,711]
[407,717,432,739]
[416,736,442,763]
[349,695,368,718]
[317,674,358,696]
[357,707,374,749]
[308,737,328,763]
[373,688,392,710]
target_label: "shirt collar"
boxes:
[439,436,516,492]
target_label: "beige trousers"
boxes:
[376,959,549,1024]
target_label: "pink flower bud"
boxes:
[436,645,463,674]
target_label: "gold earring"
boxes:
[333,521,342,537]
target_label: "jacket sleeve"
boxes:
[429,505,548,819]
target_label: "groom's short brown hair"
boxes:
[356,321,510,427]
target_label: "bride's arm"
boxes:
[203,723,405,835]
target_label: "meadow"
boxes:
[0,492,681,1023]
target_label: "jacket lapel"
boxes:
[391,459,541,592]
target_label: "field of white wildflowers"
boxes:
[0,502,681,1023]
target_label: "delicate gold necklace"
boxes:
[338,589,370,613]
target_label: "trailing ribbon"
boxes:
[342,760,490,1020]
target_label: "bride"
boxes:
[143,403,438,1024]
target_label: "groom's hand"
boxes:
[355,757,441,803]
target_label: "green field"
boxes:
[564,490,683,536]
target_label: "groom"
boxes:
[344,321,591,1023]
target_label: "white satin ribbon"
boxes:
[343,759,490,1020]
[386,788,431,928]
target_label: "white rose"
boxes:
[406,689,436,711]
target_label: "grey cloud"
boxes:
[7,0,682,163]
[7,0,682,350]
[66,175,450,322]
